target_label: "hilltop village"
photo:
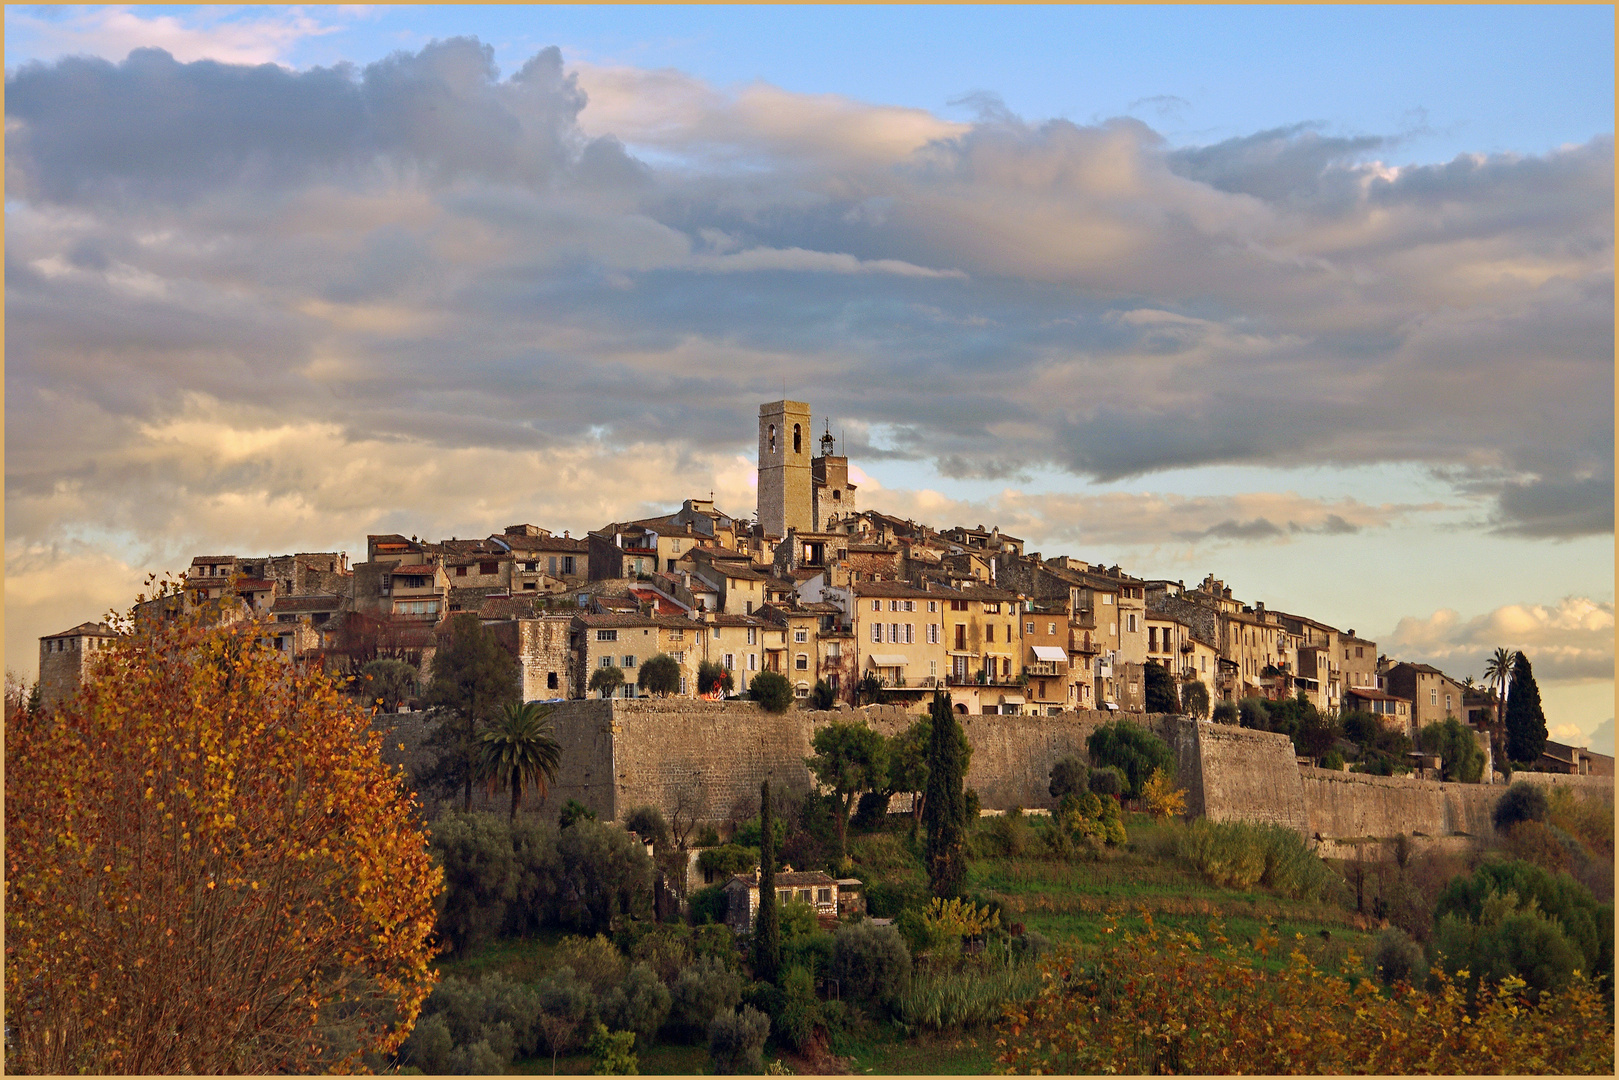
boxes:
[37,400,1593,776]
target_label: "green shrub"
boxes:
[1371,928,1425,986]
[692,923,741,968]
[894,960,1046,1032]
[1059,791,1126,847]
[810,680,837,710]
[689,884,729,926]
[698,844,760,880]
[1048,756,1087,799]
[1493,782,1550,831]
[1418,718,1486,783]
[1322,749,1345,770]
[851,790,891,830]
[555,819,655,934]
[587,1022,639,1075]
[630,923,693,983]
[863,878,926,919]
[560,799,597,828]
[748,670,794,713]
[1434,859,1609,988]
[708,1005,770,1075]
[698,661,734,697]
[429,812,562,956]
[623,805,671,850]
[666,956,744,1042]
[1431,895,1586,997]
[1085,721,1174,799]
[535,966,598,1060]
[1087,766,1123,798]
[636,653,681,697]
[600,962,672,1046]
[1211,700,1239,725]
[1176,820,1339,901]
[831,920,911,1011]
[553,934,629,995]
[978,811,1036,857]
[772,966,822,1052]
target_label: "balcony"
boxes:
[1024,661,1062,677]
[877,674,939,690]
[1070,610,1097,630]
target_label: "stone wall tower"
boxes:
[757,400,813,538]
[811,423,857,529]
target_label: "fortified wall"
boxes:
[377,701,1612,843]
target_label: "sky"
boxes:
[5,5,1614,751]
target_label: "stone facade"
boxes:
[37,622,119,711]
[758,400,814,539]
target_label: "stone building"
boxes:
[724,869,844,933]
[758,399,815,539]
[38,622,119,711]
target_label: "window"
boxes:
[817,888,832,904]
[927,623,939,644]
[928,600,937,613]
[769,424,776,452]
[670,628,684,640]
[905,600,915,612]
[1201,656,1207,671]
[747,626,757,645]
[549,556,558,574]
[1430,689,1438,706]
[890,600,898,611]
[872,623,883,643]
[1110,622,1117,636]
[480,561,498,575]
[671,539,680,553]
[1103,594,1113,605]
[1027,621,1035,635]
[985,602,1001,614]
[597,629,618,641]
[890,622,900,642]
[1446,693,1453,712]
[793,424,802,454]
[723,653,735,670]
[745,600,754,615]
[904,623,915,644]
[872,599,881,611]
[1128,613,1137,633]
[455,565,468,577]
[794,628,808,643]
[561,556,575,575]
[547,672,558,690]
[714,626,721,639]
[951,599,968,611]
[600,656,614,669]
[986,625,994,643]
[623,655,637,668]
[523,582,537,591]
[525,561,537,572]
[796,653,809,670]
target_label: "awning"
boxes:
[947,650,976,657]
[867,653,908,667]
[1102,701,1120,711]
[999,694,1026,705]
[1031,646,1067,663]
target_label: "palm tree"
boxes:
[476,701,562,820]
[1483,647,1514,728]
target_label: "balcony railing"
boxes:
[1024,661,1062,677]
[877,674,939,690]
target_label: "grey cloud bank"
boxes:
[4,38,1612,669]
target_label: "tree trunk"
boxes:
[510,777,521,820]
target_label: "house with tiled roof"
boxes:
[724,868,846,933]
[572,611,704,698]
[38,621,119,711]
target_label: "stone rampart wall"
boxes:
[1195,723,1310,833]
[1300,767,1500,840]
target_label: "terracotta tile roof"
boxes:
[845,581,936,599]
[190,555,237,565]
[728,870,840,888]
[42,621,118,640]
[574,612,700,630]
[233,578,276,591]
[270,594,343,613]
[389,564,438,576]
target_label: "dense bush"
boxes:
[629,923,694,983]
[863,877,927,919]
[666,956,744,1042]
[399,972,544,1073]
[688,884,729,926]
[1211,700,1239,725]
[1087,766,1123,798]
[1237,696,1269,729]
[535,967,598,1065]
[622,805,671,850]
[697,844,760,880]
[599,962,672,1046]
[1179,680,1210,719]
[772,966,822,1052]
[831,920,912,1012]
[1048,756,1087,799]
[708,1005,770,1075]
[1433,859,1610,990]
[1086,721,1174,799]
[748,670,794,713]
[636,653,681,696]
[1059,790,1126,847]
[1417,717,1486,783]
[1176,820,1340,901]
[1370,928,1425,986]
[896,961,1047,1032]
[555,819,655,933]
[1492,782,1550,830]
[430,812,561,956]
[996,917,1615,1076]
[810,679,837,710]
[978,811,1037,857]
[552,934,629,995]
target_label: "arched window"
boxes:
[769,424,776,453]
[793,424,801,454]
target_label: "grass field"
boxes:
[439,811,1380,1074]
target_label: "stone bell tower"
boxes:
[757,400,813,538]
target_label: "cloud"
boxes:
[3,37,1612,670]
[1588,718,1614,755]
[1381,596,1615,683]
[5,5,350,67]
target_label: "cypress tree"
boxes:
[753,779,780,984]
[923,691,969,898]
[1505,652,1548,765]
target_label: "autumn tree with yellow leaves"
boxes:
[4,581,443,1074]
